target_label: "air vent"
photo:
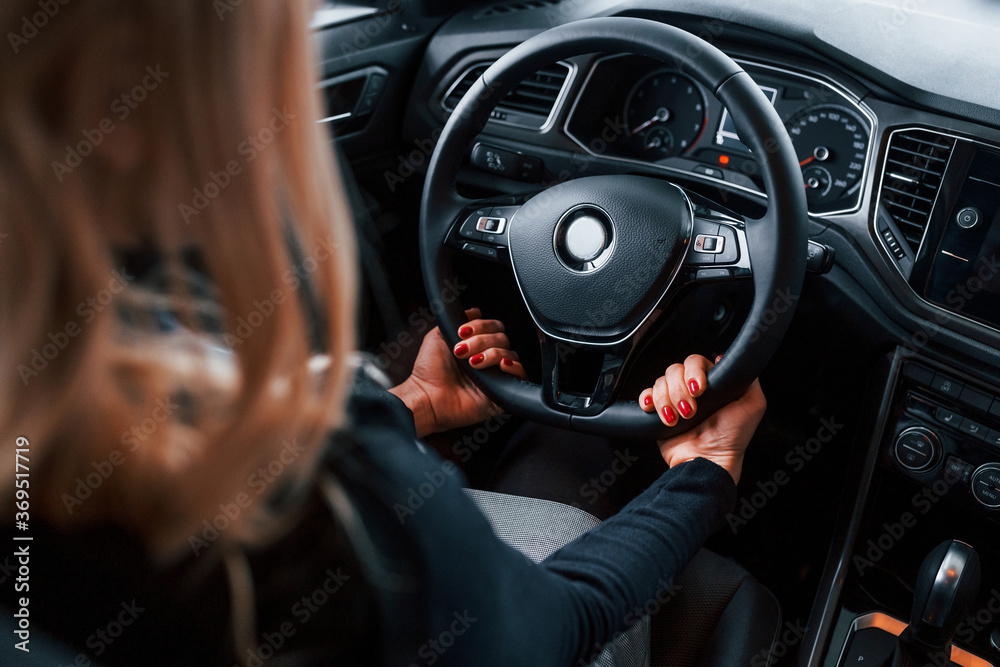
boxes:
[880,130,956,254]
[441,62,571,129]
[475,1,561,19]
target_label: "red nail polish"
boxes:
[459,326,473,339]
[663,406,676,423]
[715,355,723,363]
[643,395,653,407]
[501,357,514,367]
[454,343,468,356]
[678,400,692,417]
[470,353,485,365]
[689,379,699,394]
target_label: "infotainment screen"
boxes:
[923,148,1000,326]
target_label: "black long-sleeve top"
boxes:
[0,373,736,666]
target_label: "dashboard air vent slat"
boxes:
[442,62,570,129]
[475,1,561,19]
[879,130,956,254]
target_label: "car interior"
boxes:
[316,1,1000,665]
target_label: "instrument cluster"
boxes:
[564,55,875,216]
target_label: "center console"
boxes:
[811,348,1000,667]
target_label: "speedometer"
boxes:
[785,104,869,210]
[624,70,707,160]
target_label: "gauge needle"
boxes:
[629,107,670,136]
[799,156,816,167]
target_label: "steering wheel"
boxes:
[419,17,807,439]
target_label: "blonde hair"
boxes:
[0,0,357,558]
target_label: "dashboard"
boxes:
[396,2,1000,360]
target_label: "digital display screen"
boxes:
[714,86,779,153]
[923,148,1000,325]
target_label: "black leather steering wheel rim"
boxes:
[419,17,807,439]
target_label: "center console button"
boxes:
[935,406,960,427]
[970,463,1000,509]
[893,427,939,472]
[931,373,963,398]
[960,417,988,441]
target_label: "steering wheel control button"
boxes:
[715,225,739,264]
[459,209,491,241]
[970,463,1000,509]
[694,234,723,254]
[956,206,982,229]
[931,373,963,398]
[476,216,507,235]
[695,268,732,281]
[461,243,498,261]
[960,417,988,441]
[893,427,939,472]
[553,204,615,273]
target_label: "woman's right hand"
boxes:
[638,355,766,484]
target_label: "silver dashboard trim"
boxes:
[440,60,577,133]
[561,54,878,219]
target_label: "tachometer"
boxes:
[785,104,869,209]
[625,70,707,160]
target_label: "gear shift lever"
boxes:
[892,540,981,667]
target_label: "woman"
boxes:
[0,1,764,665]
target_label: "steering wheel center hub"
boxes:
[508,175,694,344]
[556,205,614,270]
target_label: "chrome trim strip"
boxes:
[311,5,379,30]
[440,60,578,133]
[836,612,994,667]
[561,54,878,219]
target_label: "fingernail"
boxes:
[663,406,676,423]
[458,326,473,339]
[501,357,514,367]
[470,353,485,366]
[678,400,692,417]
[715,354,723,363]
[689,379,699,394]
[454,343,468,356]
[643,395,653,407]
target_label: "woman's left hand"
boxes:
[390,308,526,437]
